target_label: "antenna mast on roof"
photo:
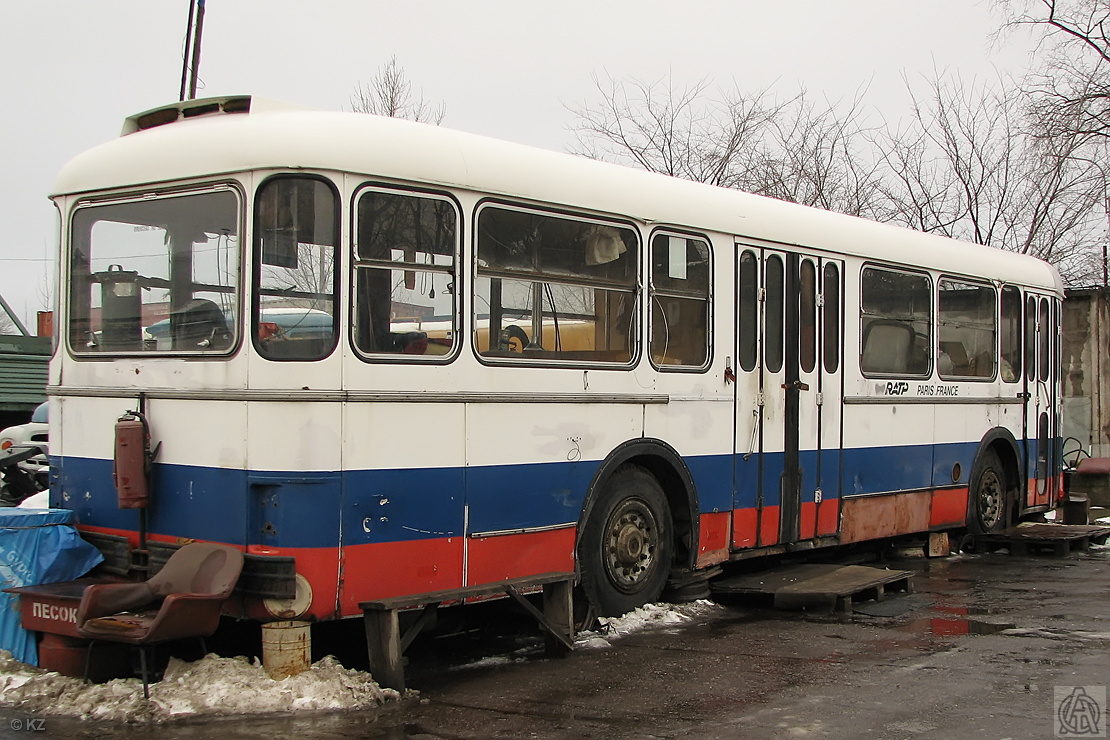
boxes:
[179,0,207,101]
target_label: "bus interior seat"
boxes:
[907,341,929,375]
[970,351,994,377]
[861,320,914,374]
[390,331,428,354]
[172,298,231,350]
[938,341,969,375]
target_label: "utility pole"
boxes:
[179,0,206,101]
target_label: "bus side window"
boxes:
[475,206,638,365]
[765,255,784,373]
[254,177,339,361]
[1000,285,1021,382]
[69,190,240,356]
[859,266,931,377]
[822,262,840,373]
[1038,296,1050,383]
[738,251,758,372]
[1025,294,1037,381]
[937,278,996,380]
[799,258,817,373]
[649,233,711,369]
[352,188,458,360]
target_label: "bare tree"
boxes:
[875,70,1104,283]
[350,56,446,124]
[570,66,1104,284]
[758,89,889,219]
[567,72,885,217]
[568,72,802,187]
[877,73,1024,243]
[1003,0,1110,141]
[997,0,1110,282]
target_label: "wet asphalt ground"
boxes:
[3,532,1108,740]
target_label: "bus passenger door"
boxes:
[1024,294,1057,508]
[810,257,843,540]
[734,246,842,548]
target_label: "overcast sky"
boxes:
[0,1,1038,329]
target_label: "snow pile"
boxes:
[598,600,717,635]
[154,654,399,716]
[577,599,721,648]
[0,651,398,723]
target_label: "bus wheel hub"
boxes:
[604,502,658,591]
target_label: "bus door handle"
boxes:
[781,380,810,392]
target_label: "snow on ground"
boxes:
[575,599,722,649]
[0,601,722,722]
[0,651,399,723]
[444,600,725,668]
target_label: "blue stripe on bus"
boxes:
[54,438,1041,550]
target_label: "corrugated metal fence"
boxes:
[0,336,50,414]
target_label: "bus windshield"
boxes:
[67,188,240,354]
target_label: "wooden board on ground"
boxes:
[712,564,914,612]
[977,523,1110,556]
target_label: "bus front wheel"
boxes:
[969,448,1008,535]
[579,465,673,617]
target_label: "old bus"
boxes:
[48,96,1062,626]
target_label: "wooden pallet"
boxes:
[711,563,914,612]
[977,523,1110,557]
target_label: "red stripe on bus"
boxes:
[256,545,340,619]
[337,537,464,616]
[817,498,840,536]
[730,508,759,549]
[465,528,576,586]
[930,488,969,527]
[697,511,730,568]
[1026,474,1064,508]
[800,502,817,540]
[759,506,781,547]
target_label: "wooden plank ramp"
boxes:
[711,564,914,612]
[977,523,1110,557]
[360,572,575,693]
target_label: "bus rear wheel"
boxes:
[579,465,673,617]
[969,448,1008,535]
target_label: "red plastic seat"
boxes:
[76,542,244,696]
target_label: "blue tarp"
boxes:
[0,508,103,665]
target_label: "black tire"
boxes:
[578,465,673,617]
[969,449,1009,535]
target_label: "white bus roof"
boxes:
[52,95,1062,292]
